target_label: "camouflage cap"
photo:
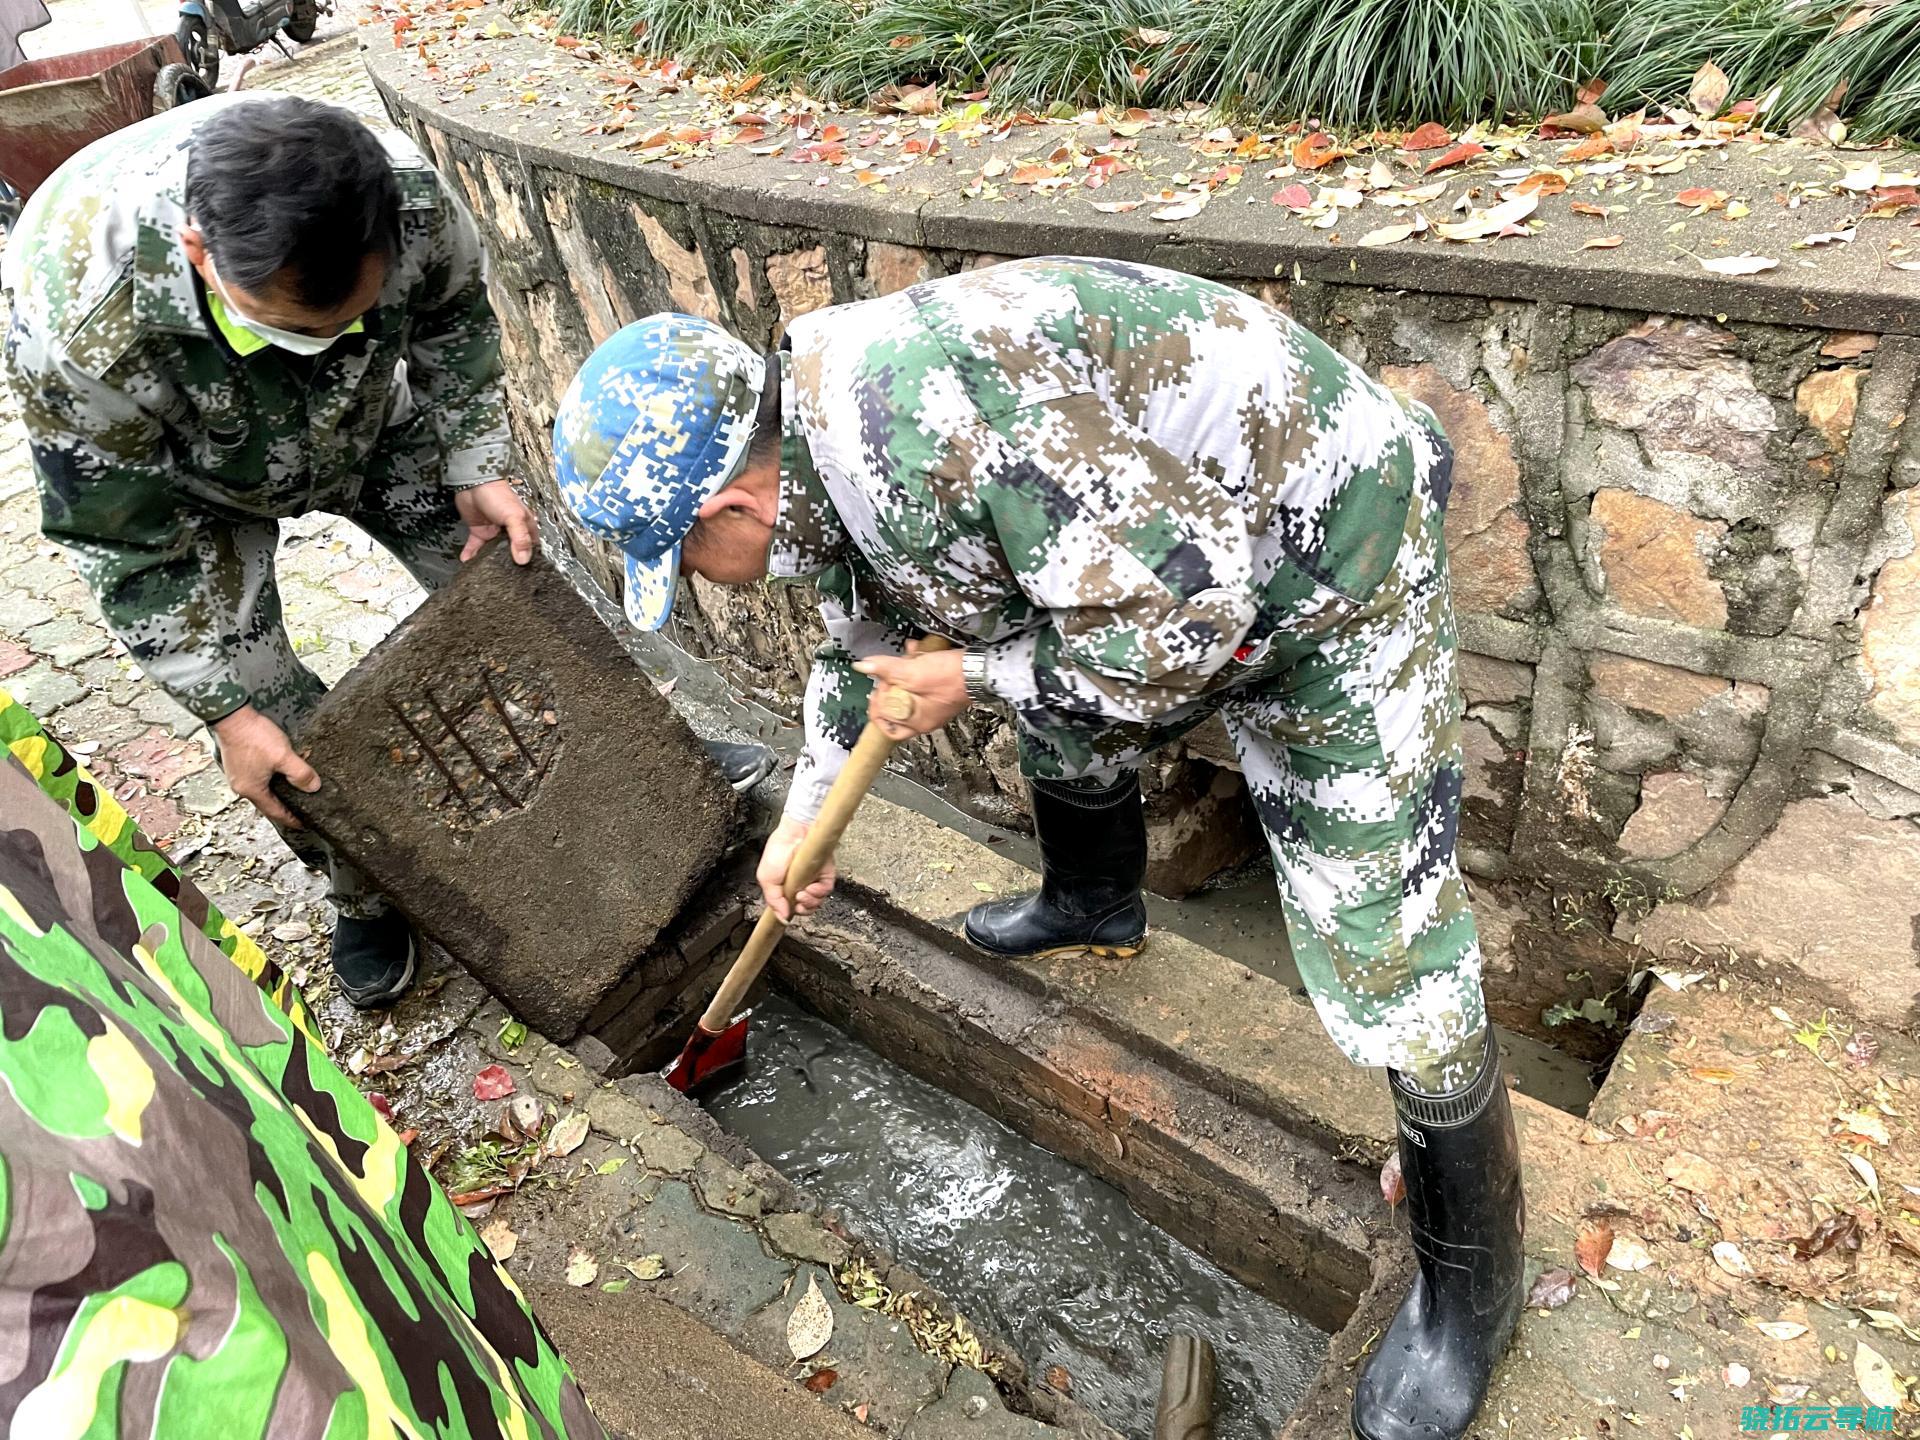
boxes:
[553,315,765,629]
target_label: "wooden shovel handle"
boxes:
[699,637,953,1032]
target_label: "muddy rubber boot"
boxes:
[1351,1031,1525,1440]
[964,772,1148,959]
[330,910,417,1010]
[706,739,776,793]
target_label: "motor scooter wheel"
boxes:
[154,61,214,111]
[284,0,318,42]
[174,14,221,91]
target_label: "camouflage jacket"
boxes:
[772,256,1438,818]
[1,95,507,723]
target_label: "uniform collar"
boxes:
[769,345,849,579]
[131,148,208,337]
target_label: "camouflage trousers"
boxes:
[204,419,466,919]
[1016,439,1486,1090]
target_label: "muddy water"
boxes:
[707,992,1328,1440]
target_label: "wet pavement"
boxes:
[708,993,1329,1440]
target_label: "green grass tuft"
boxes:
[1772,0,1920,142]
[1597,0,1838,116]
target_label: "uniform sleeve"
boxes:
[784,572,910,823]
[405,175,510,490]
[975,391,1258,725]
[5,322,250,723]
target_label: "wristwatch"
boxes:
[961,648,991,702]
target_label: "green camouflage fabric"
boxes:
[0,701,605,1439]
[771,257,1483,1086]
[1,93,508,727]
[0,687,314,1036]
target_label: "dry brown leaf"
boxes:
[1424,141,1486,173]
[1854,1342,1908,1409]
[1402,122,1453,151]
[894,83,939,116]
[1606,1234,1655,1272]
[804,1368,840,1394]
[1576,1219,1614,1278]
[1510,172,1568,197]
[565,1247,599,1287]
[1688,61,1731,118]
[1273,182,1314,210]
[1526,1267,1577,1310]
[480,1218,518,1262]
[546,1111,590,1158]
[1293,134,1344,170]
[1044,1364,1073,1392]
[1674,186,1728,210]
[1839,1109,1890,1144]
[1748,1318,1809,1341]
[1358,222,1417,248]
[1663,1151,1721,1194]
[787,1274,835,1360]
[1791,1213,1861,1261]
[1434,191,1537,241]
[1583,235,1625,250]
[1131,25,1171,45]
[1541,102,1607,134]
[1571,201,1610,218]
[1689,1064,1745,1082]
[1381,1153,1405,1206]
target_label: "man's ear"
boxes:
[179,225,209,275]
[695,484,760,521]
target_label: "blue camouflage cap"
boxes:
[552,315,766,630]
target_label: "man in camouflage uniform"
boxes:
[554,257,1525,1438]
[1,95,774,1008]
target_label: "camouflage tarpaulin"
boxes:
[0,686,605,1438]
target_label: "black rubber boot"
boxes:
[706,739,776,793]
[965,772,1148,959]
[330,911,417,1010]
[1352,1031,1526,1440]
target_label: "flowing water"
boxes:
[706,992,1329,1440]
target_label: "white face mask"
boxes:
[207,261,356,357]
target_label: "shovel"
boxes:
[665,636,952,1094]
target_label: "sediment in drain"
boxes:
[706,992,1329,1440]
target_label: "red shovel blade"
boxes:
[663,1014,749,1094]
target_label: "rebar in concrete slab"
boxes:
[423,684,523,809]
[386,695,482,819]
[1155,1332,1218,1440]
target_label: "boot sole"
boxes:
[964,934,1147,962]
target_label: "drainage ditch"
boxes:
[707,992,1330,1439]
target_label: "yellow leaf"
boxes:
[1854,1341,1908,1409]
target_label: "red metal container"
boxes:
[0,36,185,200]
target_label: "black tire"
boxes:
[153,61,213,111]
[173,15,220,92]
[0,180,21,237]
[284,0,317,42]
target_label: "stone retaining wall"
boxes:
[366,37,1920,1033]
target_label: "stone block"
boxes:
[1616,771,1726,860]
[1588,489,1728,628]
[903,1367,1054,1440]
[763,1211,852,1269]
[767,245,833,341]
[1630,789,1920,1030]
[1861,489,1920,748]
[1795,366,1864,454]
[275,544,737,1041]
[1143,763,1263,899]
[1382,364,1538,616]
[1458,653,1533,707]
[632,204,721,321]
[1571,319,1777,475]
[867,242,934,296]
[1587,654,1725,720]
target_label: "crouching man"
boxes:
[551,257,1524,1439]
[1,95,771,1008]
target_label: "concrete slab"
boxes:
[276,542,737,1040]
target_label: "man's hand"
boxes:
[854,641,969,742]
[455,479,537,564]
[212,705,320,828]
[756,814,836,923]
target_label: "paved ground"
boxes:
[22,0,358,85]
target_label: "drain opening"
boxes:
[705,991,1330,1440]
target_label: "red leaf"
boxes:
[1571,201,1609,217]
[1575,1219,1614,1278]
[368,1092,395,1123]
[1674,187,1727,210]
[804,1368,839,1393]
[473,1065,516,1100]
[1402,122,1453,151]
[1292,133,1344,169]
[1380,1153,1405,1206]
[1512,172,1567,197]
[1424,141,1485,173]
[1273,182,1314,210]
[554,34,582,47]
[1563,132,1612,162]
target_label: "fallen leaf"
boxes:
[1434,191,1538,241]
[787,1274,835,1360]
[1839,1109,1890,1145]
[1854,1341,1908,1409]
[1571,201,1610,218]
[1293,133,1344,170]
[1564,131,1613,162]
[625,1254,668,1281]
[1425,141,1486,173]
[1688,1064,1744,1082]
[1510,172,1568,197]
[1381,1153,1405,1206]
[600,1277,630,1293]
[480,1218,518,1262]
[1846,1033,1882,1068]
[893,84,938,116]
[1837,161,1883,194]
[1748,1318,1809,1341]
[1402,122,1452,151]
[1526,1267,1577,1310]
[565,1247,599,1287]
[1688,61,1730,118]
[596,1155,627,1175]
[1674,186,1728,209]
[1541,102,1607,135]
[804,1368,839,1394]
[1792,1213,1861,1261]
[1663,1151,1721,1194]
[1576,1219,1615,1277]
[1090,200,1146,213]
[546,1111,590,1157]
[1581,1124,1618,1144]
[1606,1234,1655,1272]
[473,1065,516,1100]
[1846,1152,1881,1201]
[1358,222,1417,248]
[1712,1241,1755,1278]
[1795,228,1857,249]
[1726,1362,1751,1388]
[1273,182,1314,210]
[1584,235,1625,250]
[1152,190,1209,222]
[1044,1364,1072,1392]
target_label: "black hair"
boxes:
[184,97,402,311]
